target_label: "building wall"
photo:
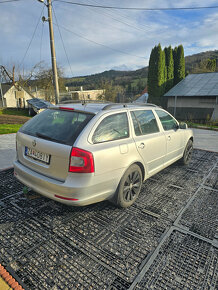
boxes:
[4,87,33,108]
[167,96,218,121]
[167,96,217,108]
[71,89,104,100]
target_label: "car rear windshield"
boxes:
[19,109,94,145]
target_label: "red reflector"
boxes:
[59,107,74,111]
[54,195,78,201]
[69,147,94,173]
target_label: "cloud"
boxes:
[1,0,218,76]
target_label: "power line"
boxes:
[53,22,146,60]
[54,1,218,11]
[18,5,45,69]
[85,0,150,33]
[0,0,22,3]
[89,0,152,32]
[52,5,74,76]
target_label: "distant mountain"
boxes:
[65,50,218,90]
[65,67,148,86]
[65,67,148,89]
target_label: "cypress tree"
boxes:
[147,46,158,101]
[174,45,185,85]
[164,46,174,92]
[177,45,185,82]
[148,44,166,105]
[173,46,178,85]
[161,47,167,95]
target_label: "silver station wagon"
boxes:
[14,103,193,208]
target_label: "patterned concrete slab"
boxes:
[0,150,217,289]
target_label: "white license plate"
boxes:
[25,147,50,164]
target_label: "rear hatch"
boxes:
[17,108,94,181]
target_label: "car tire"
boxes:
[180,139,193,165]
[115,164,142,208]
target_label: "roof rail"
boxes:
[102,102,158,110]
[133,102,158,107]
[60,99,111,105]
[102,103,122,110]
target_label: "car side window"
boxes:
[130,110,159,136]
[92,113,129,144]
[156,110,178,131]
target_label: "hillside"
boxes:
[64,67,148,91]
[185,50,218,72]
[64,50,218,91]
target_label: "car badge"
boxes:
[32,140,36,147]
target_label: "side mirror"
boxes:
[179,122,188,129]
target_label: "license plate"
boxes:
[25,147,50,164]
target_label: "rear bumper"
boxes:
[14,160,120,206]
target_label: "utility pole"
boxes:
[47,0,59,104]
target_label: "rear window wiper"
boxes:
[36,132,66,144]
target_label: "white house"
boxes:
[0,83,34,108]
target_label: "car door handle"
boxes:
[167,136,171,141]
[138,143,145,149]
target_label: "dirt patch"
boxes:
[0,115,30,124]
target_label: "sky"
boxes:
[1,0,218,77]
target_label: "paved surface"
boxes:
[0,129,218,170]
[0,134,16,170]
[192,128,218,152]
[0,150,217,289]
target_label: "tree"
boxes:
[34,65,66,102]
[162,48,167,95]
[99,80,125,102]
[174,45,185,85]
[206,59,216,71]
[190,58,217,73]
[148,43,166,105]
[164,46,174,92]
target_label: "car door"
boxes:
[155,110,184,166]
[88,112,141,179]
[130,109,167,176]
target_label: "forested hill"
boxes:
[64,67,148,91]
[64,50,218,90]
[185,50,218,72]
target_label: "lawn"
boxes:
[0,109,30,134]
[187,121,218,130]
[0,124,23,134]
[0,108,29,117]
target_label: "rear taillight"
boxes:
[59,107,74,111]
[69,147,94,173]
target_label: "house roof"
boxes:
[0,82,34,99]
[1,83,13,95]
[164,72,218,97]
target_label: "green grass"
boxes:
[186,121,218,130]
[0,108,29,116]
[0,124,23,134]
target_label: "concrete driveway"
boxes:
[0,129,218,170]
